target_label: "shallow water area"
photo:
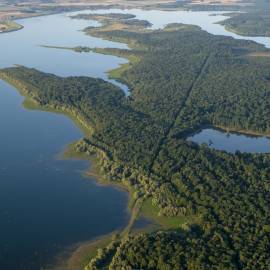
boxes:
[0,80,129,270]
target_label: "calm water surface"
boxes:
[70,9,270,48]
[0,80,129,270]
[1,8,270,270]
[0,12,132,270]
[188,128,270,153]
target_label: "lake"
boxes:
[1,7,270,270]
[0,11,132,270]
[69,9,270,49]
[187,128,270,153]
[0,80,129,270]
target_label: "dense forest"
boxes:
[221,11,270,37]
[219,0,270,37]
[1,14,270,270]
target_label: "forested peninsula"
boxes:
[220,11,270,37]
[1,13,270,270]
[219,1,270,37]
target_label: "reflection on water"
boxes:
[187,128,270,153]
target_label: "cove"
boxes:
[70,9,270,49]
[1,7,270,270]
[187,128,270,153]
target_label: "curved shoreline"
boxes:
[1,8,270,269]
[77,12,270,141]
[0,73,149,269]
[0,71,180,269]
[0,21,23,34]
[185,124,270,141]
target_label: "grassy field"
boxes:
[140,198,200,230]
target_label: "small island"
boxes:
[0,20,23,33]
[219,1,270,37]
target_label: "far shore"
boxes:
[1,5,269,268]
[185,124,270,140]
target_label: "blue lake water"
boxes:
[69,9,270,48]
[187,128,270,153]
[0,80,129,270]
[0,11,135,270]
[1,7,270,270]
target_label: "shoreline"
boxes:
[0,20,24,34]
[186,123,270,140]
[0,0,182,37]
[0,27,23,34]
[0,74,155,269]
[76,14,270,141]
[221,23,270,38]
[46,232,119,270]
[1,7,270,269]
[215,125,270,138]
[6,77,179,269]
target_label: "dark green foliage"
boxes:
[0,67,163,169]
[221,9,270,37]
[110,230,239,270]
[152,139,270,269]
[1,23,270,269]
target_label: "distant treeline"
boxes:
[221,10,270,37]
[1,17,270,270]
